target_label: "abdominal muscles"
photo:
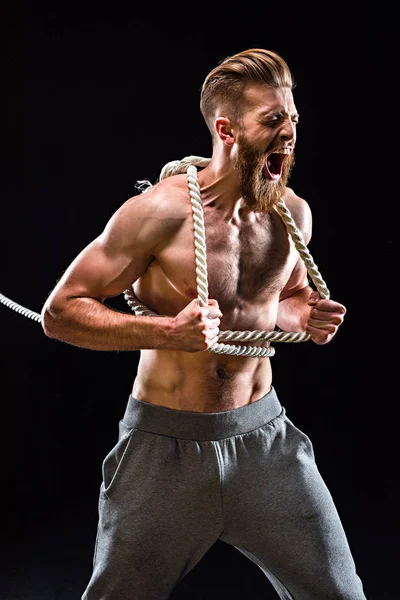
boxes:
[132,339,274,412]
[130,199,294,411]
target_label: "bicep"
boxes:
[46,197,160,305]
[52,236,153,303]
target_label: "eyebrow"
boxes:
[259,110,300,119]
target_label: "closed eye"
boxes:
[261,112,299,126]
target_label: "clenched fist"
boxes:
[166,299,223,352]
[306,291,346,345]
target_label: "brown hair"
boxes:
[200,48,294,137]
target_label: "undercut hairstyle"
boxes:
[200,48,294,139]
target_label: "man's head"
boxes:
[200,49,298,211]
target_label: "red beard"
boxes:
[235,134,295,212]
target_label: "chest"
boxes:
[150,207,297,307]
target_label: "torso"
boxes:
[131,173,302,412]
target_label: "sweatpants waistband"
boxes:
[122,386,283,441]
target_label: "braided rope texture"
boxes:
[0,292,41,322]
[125,155,331,357]
[0,155,330,360]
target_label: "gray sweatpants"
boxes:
[81,387,366,599]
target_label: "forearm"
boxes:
[276,286,312,332]
[41,297,172,351]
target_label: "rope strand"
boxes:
[1,154,330,359]
[124,155,331,357]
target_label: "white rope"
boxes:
[0,292,41,322]
[1,154,330,359]
[275,199,330,300]
[124,155,331,357]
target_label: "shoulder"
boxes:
[119,173,192,220]
[281,187,312,245]
[107,174,191,231]
[99,174,192,252]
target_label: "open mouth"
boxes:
[264,149,291,181]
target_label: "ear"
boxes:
[214,117,235,146]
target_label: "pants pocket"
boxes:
[102,420,135,498]
[285,416,315,460]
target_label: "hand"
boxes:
[168,299,222,352]
[306,291,346,345]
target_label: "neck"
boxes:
[197,152,243,211]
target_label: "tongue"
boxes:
[265,155,281,181]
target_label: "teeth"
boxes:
[272,149,291,155]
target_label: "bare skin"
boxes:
[41,84,346,412]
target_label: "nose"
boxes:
[279,118,296,143]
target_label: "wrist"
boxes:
[156,316,176,350]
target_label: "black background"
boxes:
[2,1,398,598]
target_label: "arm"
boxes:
[276,190,346,344]
[41,188,175,351]
[41,184,222,352]
[276,258,314,334]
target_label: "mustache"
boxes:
[235,137,295,213]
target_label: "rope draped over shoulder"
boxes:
[124,155,330,358]
[0,154,330,358]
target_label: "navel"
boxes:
[216,367,232,380]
